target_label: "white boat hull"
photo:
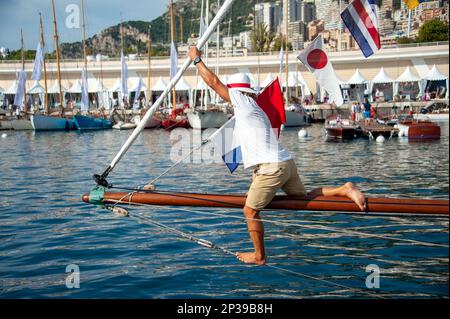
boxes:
[0,120,13,131]
[132,116,161,129]
[113,121,137,130]
[284,111,309,127]
[11,119,33,131]
[187,111,230,129]
[414,113,449,122]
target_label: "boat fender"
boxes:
[376,135,386,143]
[1,133,7,139]
[298,129,308,139]
[108,206,130,217]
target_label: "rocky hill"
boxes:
[60,0,266,58]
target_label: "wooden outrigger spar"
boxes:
[83,0,448,219]
[83,190,449,217]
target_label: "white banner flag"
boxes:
[81,69,89,112]
[170,42,178,80]
[120,50,128,96]
[297,36,344,106]
[14,70,27,110]
[31,42,44,81]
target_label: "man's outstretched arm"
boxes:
[188,47,231,102]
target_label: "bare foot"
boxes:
[236,252,266,266]
[345,182,367,211]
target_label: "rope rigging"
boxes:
[126,208,386,299]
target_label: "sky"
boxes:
[0,0,171,50]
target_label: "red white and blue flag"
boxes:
[210,79,286,173]
[341,0,381,58]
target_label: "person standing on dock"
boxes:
[351,102,358,122]
[188,47,367,266]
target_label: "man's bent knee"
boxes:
[244,206,260,219]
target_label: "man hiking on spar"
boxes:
[188,47,366,266]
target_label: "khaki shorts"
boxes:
[245,159,306,211]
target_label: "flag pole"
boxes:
[284,0,289,108]
[95,0,238,184]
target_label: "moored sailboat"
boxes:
[31,0,75,131]
[187,0,229,130]
[12,30,33,131]
[73,0,112,131]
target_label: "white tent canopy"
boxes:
[261,73,276,88]
[152,77,167,92]
[422,65,449,99]
[110,79,122,93]
[347,69,368,85]
[175,77,191,91]
[196,79,209,90]
[372,67,394,84]
[130,77,147,92]
[69,80,83,94]
[5,80,19,94]
[396,67,420,82]
[28,81,46,94]
[0,86,5,94]
[394,67,424,98]
[48,81,67,94]
[422,65,448,81]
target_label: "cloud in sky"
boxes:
[0,0,171,50]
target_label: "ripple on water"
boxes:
[0,124,448,298]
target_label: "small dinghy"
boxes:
[112,121,137,130]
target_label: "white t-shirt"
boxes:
[229,89,292,169]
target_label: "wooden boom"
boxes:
[83,191,449,216]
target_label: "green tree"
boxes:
[251,22,275,53]
[417,19,449,43]
[397,36,416,45]
[272,35,293,52]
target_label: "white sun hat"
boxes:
[227,73,257,94]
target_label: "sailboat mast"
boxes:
[51,0,64,114]
[20,29,27,114]
[284,0,289,107]
[81,0,88,69]
[147,26,152,107]
[215,0,220,104]
[170,0,176,112]
[39,13,49,115]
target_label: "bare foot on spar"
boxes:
[236,252,266,266]
[345,182,367,211]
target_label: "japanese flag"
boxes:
[297,36,344,106]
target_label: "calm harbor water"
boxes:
[0,123,448,299]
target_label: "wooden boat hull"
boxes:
[82,191,449,216]
[74,115,113,131]
[162,117,191,130]
[187,111,229,129]
[326,126,361,140]
[398,121,441,140]
[11,119,33,131]
[408,123,441,140]
[31,115,75,131]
